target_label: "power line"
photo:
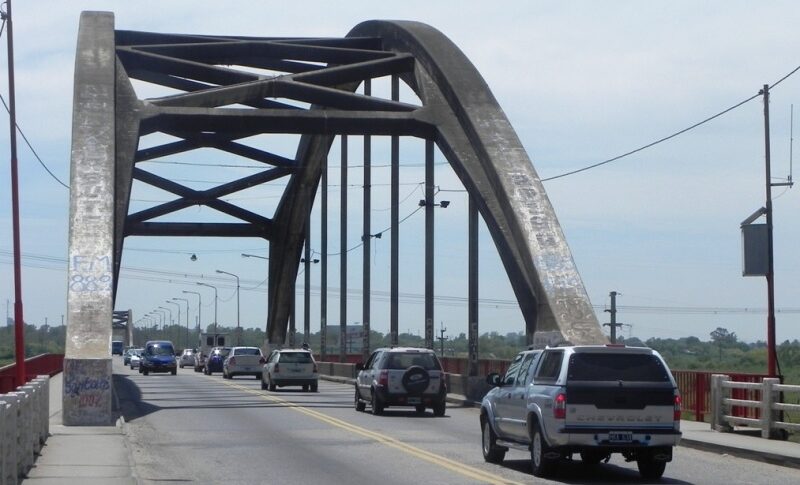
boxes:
[541,63,800,182]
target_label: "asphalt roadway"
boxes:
[22,359,800,484]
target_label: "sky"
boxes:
[0,1,799,346]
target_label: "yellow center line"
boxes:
[222,380,523,485]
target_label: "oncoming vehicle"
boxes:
[355,347,446,416]
[139,340,178,376]
[111,340,124,356]
[129,348,143,369]
[179,349,195,369]
[480,344,681,479]
[261,349,318,391]
[123,347,136,365]
[223,347,265,379]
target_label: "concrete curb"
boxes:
[678,437,800,470]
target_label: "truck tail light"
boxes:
[259,357,265,364]
[378,370,389,387]
[674,393,682,421]
[553,392,567,419]
[229,357,236,365]
[313,363,318,373]
[274,363,280,373]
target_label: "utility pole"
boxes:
[603,291,623,343]
[760,84,793,377]
[437,323,447,357]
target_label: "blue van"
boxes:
[111,340,124,355]
[139,340,178,376]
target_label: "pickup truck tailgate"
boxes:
[565,382,676,430]
[564,351,678,432]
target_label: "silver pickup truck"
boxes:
[480,345,681,479]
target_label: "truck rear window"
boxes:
[568,353,670,382]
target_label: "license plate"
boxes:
[608,431,633,443]
[407,397,421,404]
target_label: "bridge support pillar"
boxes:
[63,11,116,426]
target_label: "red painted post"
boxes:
[4,0,27,390]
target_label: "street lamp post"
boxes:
[197,282,218,339]
[173,297,190,350]
[216,269,241,345]
[158,306,173,337]
[166,301,180,347]
[182,290,202,334]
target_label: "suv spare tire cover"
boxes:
[402,366,431,395]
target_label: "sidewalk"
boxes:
[19,373,800,484]
[323,374,800,470]
[21,372,137,484]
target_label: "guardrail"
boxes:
[0,375,50,484]
[0,354,65,394]
[673,370,770,422]
[711,374,800,439]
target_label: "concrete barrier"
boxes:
[0,375,50,484]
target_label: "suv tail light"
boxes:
[378,370,389,387]
[674,393,682,421]
[229,357,236,365]
[259,357,265,364]
[553,392,567,419]
[274,363,280,373]
[313,363,318,373]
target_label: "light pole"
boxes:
[166,301,180,347]
[197,282,218,339]
[216,269,241,345]
[158,305,173,334]
[155,309,167,333]
[173,297,190,350]
[182,290,202,334]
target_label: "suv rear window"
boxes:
[234,348,261,356]
[568,353,670,382]
[385,353,441,370]
[279,352,313,363]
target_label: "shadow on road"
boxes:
[497,457,694,485]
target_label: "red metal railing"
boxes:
[0,353,64,394]
[672,370,770,422]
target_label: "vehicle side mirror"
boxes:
[486,372,502,387]
[355,362,364,371]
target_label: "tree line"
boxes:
[2,322,797,384]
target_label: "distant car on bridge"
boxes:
[140,340,178,376]
[261,348,318,392]
[179,349,196,369]
[223,347,265,379]
[204,347,230,375]
[355,347,446,416]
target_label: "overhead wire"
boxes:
[541,63,800,182]
[0,16,69,189]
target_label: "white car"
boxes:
[179,349,196,368]
[129,349,143,369]
[223,347,265,379]
[261,349,318,392]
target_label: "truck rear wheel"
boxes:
[637,457,666,479]
[530,423,557,477]
[481,418,506,464]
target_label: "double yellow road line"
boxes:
[223,381,523,485]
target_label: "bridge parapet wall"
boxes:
[0,375,50,484]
